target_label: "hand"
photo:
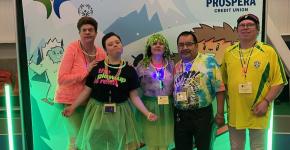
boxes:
[147,112,158,121]
[253,100,268,117]
[62,105,75,117]
[215,113,225,127]
[87,59,98,72]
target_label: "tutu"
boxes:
[76,98,141,150]
[140,95,174,146]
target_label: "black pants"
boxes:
[174,105,214,150]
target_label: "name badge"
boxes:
[239,82,252,93]
[104,103,116,113]
[176,92,188,102]
[158,96,169,105]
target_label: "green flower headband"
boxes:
[143,33,171,67]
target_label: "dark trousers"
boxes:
[174,105,214,150]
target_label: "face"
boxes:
[237,20,259,41]
[105,36,123,58]
[198,39,232,64]
[79,24,97,44]
[151,41,165,57]
[177,35,198,62]
[47,46,64,63]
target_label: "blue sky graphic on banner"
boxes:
[21,0,264,149]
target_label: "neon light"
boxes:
[267,105,274,150]
[5,84,14,150]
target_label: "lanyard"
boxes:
[181,60,194,74]
[150,60,168,89]
[238,45,255,79]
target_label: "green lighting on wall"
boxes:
[267,105,274,150]
[5,84,14,150]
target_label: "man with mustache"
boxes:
[173,31,225,150]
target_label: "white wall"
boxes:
[0,0,16,59]
[0,0,16,43]
[268,0,290,35]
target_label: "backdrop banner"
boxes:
[21,0,265,149]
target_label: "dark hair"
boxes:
[77,16,98,32]
[177,31,197,44]
[102,32,122,50]
[237,14,260,30]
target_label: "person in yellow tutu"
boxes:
[62,32,157,150]
[136,33,174,150]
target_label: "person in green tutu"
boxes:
[62,32,158,150]
[136,33,174,150]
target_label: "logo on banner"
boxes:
[78,4,93,16]
[206,0,256,13]
[34,0,70,18]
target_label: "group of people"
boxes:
[56,13,287,150]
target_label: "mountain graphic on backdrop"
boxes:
[104,5,162,45]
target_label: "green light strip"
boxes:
[267,105,274,150]
[5,84,14,150]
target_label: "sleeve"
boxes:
[269,47,288,86]
[220,52,228,86]
[57,43,88,85]
[210,56,225,92]
[128,66,140,91]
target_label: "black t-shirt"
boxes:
[86,60,140,103]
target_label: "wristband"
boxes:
[264,98,271,106]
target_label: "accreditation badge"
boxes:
[176,91,188,102]
[238,82,252,94]
[104,103,116,113]
[157,96,169,105]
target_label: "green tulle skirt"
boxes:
[139,95,174,146]
[76,98,141,150]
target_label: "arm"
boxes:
[62,86,92,116]
[58,44,88,85]
[212,56,226,127]
[129,89,158,121]
[253,84,284,116]
[254,48,287,116]
[215,91,225,127]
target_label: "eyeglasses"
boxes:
[238,23,256,29]
[177,41,196,49]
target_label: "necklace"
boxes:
[104,59,126,69]
[104,57,124,87]
[150,60,168,70]
[150,60,168,89]
[79,41,97,57]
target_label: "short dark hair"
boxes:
[77,16,98,32]
[102,32,122,50]
[177,31,197,44]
